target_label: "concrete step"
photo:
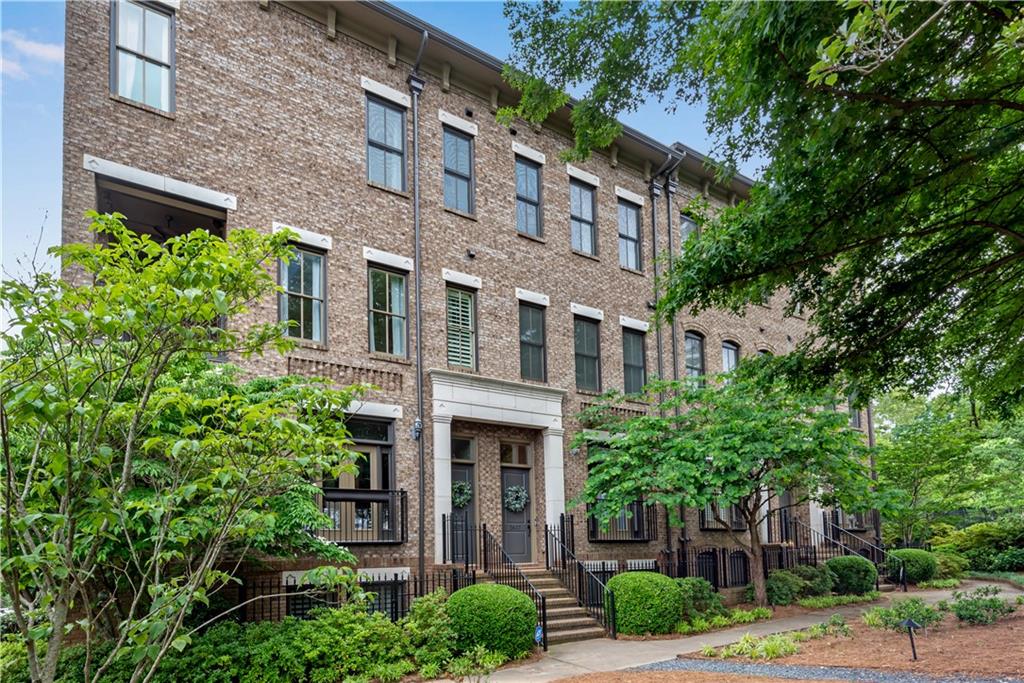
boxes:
[546,605,589,616]
[547,626,609,644]
[546,616,600,630]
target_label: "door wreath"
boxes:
[452,481,473,509]
[503,485,529,513]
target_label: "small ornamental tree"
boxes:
[574,360,887,606]
[1,214,363,683]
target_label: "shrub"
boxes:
[991,547,1024,572]
[862,597,943,630]
[889,549,937,584]
[401,589,455,671]
[826,556,878,595]
[607,572,684,635]
[675,577,727,621]
[934,551,970,579]
[788,564,833,597]
[931,519,1024,571]
[949,585,1016,625]
[445,645,507,680]
[742,570,807,605]
[448,584,536,659]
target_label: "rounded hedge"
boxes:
[764,570,807,605]
[826,555,878,594]
[888,549,937,584]
[448,584,536,658]
[676,576,727,621]
[788,564,833,597]
[607,571,683,635]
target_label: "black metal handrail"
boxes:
[822,518,907,590]
[545,519,617,639]
[787,517,906,591]
[586,501,658,542]
[316,489,407,544]
[479,525,549,651]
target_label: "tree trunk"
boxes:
[748,528,768,607]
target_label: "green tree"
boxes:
[574,361,882,606]
[1,214,361,683]
[503,1,1024,407]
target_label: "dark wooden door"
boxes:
[501,467,531,563]
[451,463,476,564]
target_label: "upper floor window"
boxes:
[722,341,740,374]
[366,97,405,191]
[617,200,641,270]
[113,0,174,112]
[848,394,862,429]
[622,328,646,395]
[519,303,546,382]
[515,157,542,237]
[443,128,474,214]
[570,181,596,255]
[574,316,601,391]
[368,267,407,356]
[446,287,476,368]
[680,214,700,244]
[684,331,706,383]
[281,247,325,343]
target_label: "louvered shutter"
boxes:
[446,288,475,368]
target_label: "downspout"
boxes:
[408,30,429,580]
[662,157,684,393]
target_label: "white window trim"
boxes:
[570,302,604,321]
[83,154,236,210]
[360,76,410,108]
[515,287,549,307]
[151,0,180,9]
[619,315,650,332]
[272,222,332,251]
[363,246,413,271]
[615,186,646,207]
[438,110,478,136]
[566,164,600,187]
[442,268,481,289]
[512,141,545,165]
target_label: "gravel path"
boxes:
[638,658,1024,683]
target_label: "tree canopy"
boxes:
[504,1,1024,408]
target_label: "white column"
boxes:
[432,414,453,564]
[542,427,566,529]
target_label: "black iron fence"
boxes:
[317,489,407,545]
[545,520,617,639]
[586,501,658,543]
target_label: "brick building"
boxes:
[61,0,874,604]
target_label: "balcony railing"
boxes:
[316,489,407,545]
[586,501,657,542]
[698,505,747,531]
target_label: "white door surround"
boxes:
[428,368,566,563]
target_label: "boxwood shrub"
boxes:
[826,555,878,595]
[448,583,536,659]
[788,564,833,597]
[607,571,683,635]
[676,577,727,621]
[757,570,807,605]
[889,549,937,584]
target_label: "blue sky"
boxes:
[1,1,748,282]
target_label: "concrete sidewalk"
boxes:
[491,580,1023,682]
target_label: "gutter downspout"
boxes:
[408,30,429,580]
[663,157,684,395]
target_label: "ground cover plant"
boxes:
[918,579,961,590]
[940,586,1017,625]
[966,571,1024,590]
[699,614,851,661]
[675,608,772,635]
[797,591,881,609]
[862,598,944,631]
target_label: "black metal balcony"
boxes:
[586,501,657,542]
[316,489,407,545]
[698,505,747,531]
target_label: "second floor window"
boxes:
[622,329,646,394]
[366,97,405,191]
[113,0,174,112]
[680,214,700,244]
[368,268,407,356]
[281,247,325,343]
[515,157,542,237]
[570,181,596,255]
[446,287,476,368]
[684,331,705,383]
[574,317,601,391]
[618,200,641,270]
[443,128,474,214]
[519,303,546,381]
[722,341,740,374]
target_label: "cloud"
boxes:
[1,30,64,65]
[0,55,28,80]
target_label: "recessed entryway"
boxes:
[501,442,532,563]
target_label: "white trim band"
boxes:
[347,400,403,419]
[363,246,413,271]
[515,287,549,307]
[615,186,646,207]
[361,76,410,108]
[442,268,481,289]
[512,141,546,165]
[566,164,600,187]
[570,302,604,321]
[82,154,236,210]
[619,315,650,332]
[438,110,478,136]
[152,0,180,9]
[272,222,332,251]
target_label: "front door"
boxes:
[451,463,476,563]
[501,467,532,562]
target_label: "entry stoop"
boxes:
[516,564,608,644]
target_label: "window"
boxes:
[366,97,405,191]
[519,303,546,381]
[722,341,740,373]
[680,214,700,243]
[368,268,407,356]
[848,395,862,429]
[515,157,542,237]
[684,331,706,383]
[446,287,476,368]
[570,181,597,255]
[500,442,530,466]
[622,329,646,394]
[574,317,601,391]
[617,200,641,270]
[280,247,325,343]
[443,128,474,213]
[112,0,174,112]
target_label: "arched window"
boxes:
[721,340,740,373]
[684,331,705,382]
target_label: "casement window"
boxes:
[446,287,476,368]
[722,341,740,373]
[684,331,706,383]
[366,96,406,191]
[574,316,601,392]
[570,180,597,255]
[368,267,407,356]
[519,303,546,381]
[280,247,326,343]
[617,200,641,270]
[443,127,474,214]
[680,214,700,244]
[622,328,646,395]
[112,0,174,112]
[515,157,542,237]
